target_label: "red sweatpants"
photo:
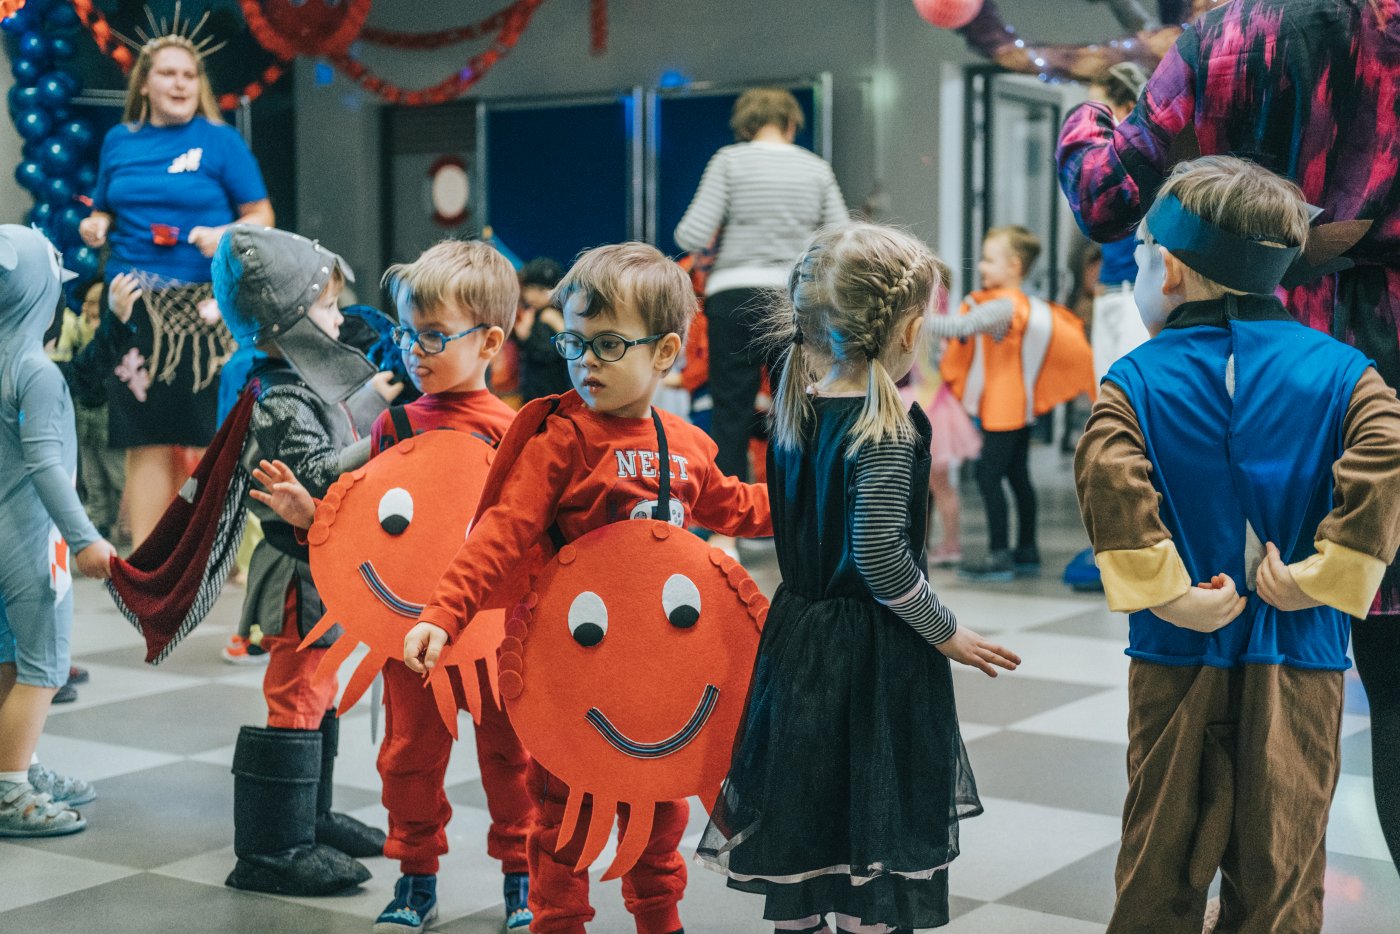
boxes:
[262,586,338,730]
[526,760,688,934]
[379,658,533,875]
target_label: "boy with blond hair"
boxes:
[256,239,535,932]
[1076,156,1400,932]
[404,242,772,934]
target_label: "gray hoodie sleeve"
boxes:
[18,359,101,553]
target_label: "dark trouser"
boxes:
[975,427,1036,552]
[706,287,777,481]
[1111,661,1343,934]
[1353,613,1400,874]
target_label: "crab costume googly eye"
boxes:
[497,519,767,880]
[299,430,507,737]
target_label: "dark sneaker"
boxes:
[959,550,1015,583]
[67,665,89,685]
[374,875,438,933]
[504,872,532,930]
[1012,546,1041,576]
[52,681,78,704]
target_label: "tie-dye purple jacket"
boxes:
[1058,0,1400,614]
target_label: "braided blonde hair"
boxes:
[767,223,948,454]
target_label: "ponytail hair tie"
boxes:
[792,328,805,346]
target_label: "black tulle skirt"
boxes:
[697,586,982,928]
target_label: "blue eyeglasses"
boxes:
[550,330,664,363]
[391,323,485,356]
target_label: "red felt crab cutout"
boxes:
[300,430,505,738]
[497,520,767,880]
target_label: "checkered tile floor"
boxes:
[3,447,1397,932]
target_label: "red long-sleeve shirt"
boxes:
[368,388,516,454]
[419,392,772,641]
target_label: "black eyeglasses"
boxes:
[391,323,485,357]
[550,330,664,363]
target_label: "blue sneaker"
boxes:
[374,874,438,933]
[503,872,532,930]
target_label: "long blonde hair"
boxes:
[122,36,222,126]
[767,222,948,455]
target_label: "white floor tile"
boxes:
[993,633,1129,688]
[1326,773,1391,862]
[949,798,1121,903]
[1009,689,1129,745]
[941,903,1106,933]
[1339,713,1371,740]
[0,841,138,912]
[959,722,1003,743]
[34,734,183,782]
[935,589,1100,635]
[42,662,205,716]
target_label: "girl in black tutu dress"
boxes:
[698,223,1021,932]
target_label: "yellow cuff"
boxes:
[1291,539,1386,619]
[1096,540,1192,613]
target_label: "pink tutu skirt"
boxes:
[921,383,982,467]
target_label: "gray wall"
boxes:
[1,44,29,225]
[295,0,1112,289]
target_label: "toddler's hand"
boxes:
[371,370,404,403]
[936,626,1021,677]
[108,273,143,324]
[79,213,110,248]
[76,539,117,580]
[405,622,449,675]
[1152,573,1247,632]
[249,459,316,529]
[1256,542,1323,612]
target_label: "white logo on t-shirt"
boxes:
[167,148,204,174]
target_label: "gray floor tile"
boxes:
[963,731,1127,817]
[78,630,251,679]
[1032,609,1124,641]
[1341,728,1373,778]
[951,671,1109,727]
[44,683,269,755]
[1000,843,1118,925]
[0,873,367,934]
[445,777,491,810]
[1320,851,1400,932]
[5,760,235,870]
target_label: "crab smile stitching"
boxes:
[358,561,424,618]
[585,684,719,759]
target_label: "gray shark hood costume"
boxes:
[0,225,99,688]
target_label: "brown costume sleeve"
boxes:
[1293,368,1400,616]
[1074,381,1191,612]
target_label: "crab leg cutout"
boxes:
[338,649,383,717]
[299,611,339,649]
[574,796,619,874]
[430,670,461,741]
[586,685,720,758]
[603,802,656,882]
[558,787,586,849]
[314,633,360,690]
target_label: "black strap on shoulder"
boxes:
[651,407,671,521]
[388,405,414,442]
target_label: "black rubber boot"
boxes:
[225,725,371,896]
[315,709,387,858]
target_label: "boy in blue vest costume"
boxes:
[1076,156,1400,933]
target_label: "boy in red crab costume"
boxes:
[404,242,772,934]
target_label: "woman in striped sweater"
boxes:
[675,88,848,551]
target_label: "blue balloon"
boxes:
[28,202,55,229]
[53,71,80,95]
[0,12,32,34]
[45,6,81,31]
[65,247,100,282]
[48,36,76,61]
[35,75,71,109]
[42,175,74,206]
[14,160,45,194]
[17,33,48,63]
[8,84,41,115]
[12,58,43,86]
[58,119,94,153]
[74,164,98,192]
[14,109,52,141]
[39,139,80,176]
[56,206,86,248]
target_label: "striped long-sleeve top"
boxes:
[674,141,848,295]
[851,441,958,645]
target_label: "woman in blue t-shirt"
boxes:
[79,36,273,547]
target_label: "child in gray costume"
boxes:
[0,226,117,837]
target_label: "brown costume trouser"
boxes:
[1109,661,1343,934]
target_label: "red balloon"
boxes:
[912,0,984,29]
